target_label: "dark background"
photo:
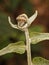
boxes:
[0,0,49,65]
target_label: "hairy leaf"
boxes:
[29,25,45,37]
[0,41,25,56]
[31,33,49,44]
[32,57,49,65]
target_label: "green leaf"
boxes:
[29,25,45,37]
[31,33,49,44]
[32,57,49,65]
[0,41,25,56]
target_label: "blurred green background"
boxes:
[0,0,49,65]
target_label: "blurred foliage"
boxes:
[1,0,22,12]
[22,0,34,17]
[0,0,3,3]
[0,0,49,65]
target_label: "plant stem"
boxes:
[25,28,33,65]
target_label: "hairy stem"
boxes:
[25,28,34,65]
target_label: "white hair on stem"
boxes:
[8,16,19,29]
[8,10,38,30]
[8,10,38,65]
[28,10,38,26]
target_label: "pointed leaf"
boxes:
[31,33,49,44]
[0,41,25,56]
[29,25,45,37]
[32,57,49,65]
